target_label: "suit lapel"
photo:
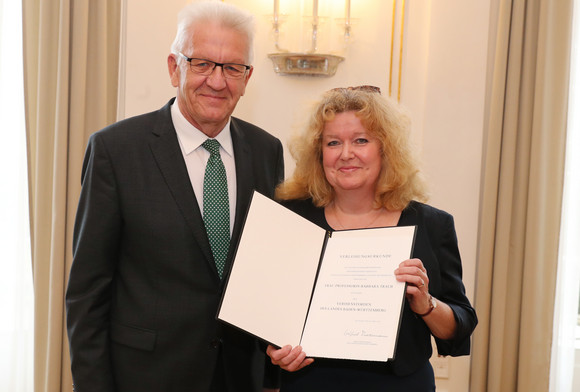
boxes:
[148,101,215,269]
[148,109,257,280]
[229,118,255,261]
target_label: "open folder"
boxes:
[217,191,416,362]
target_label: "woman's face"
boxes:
[321,111,382,196]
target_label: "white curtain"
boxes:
[0,0,34,391]
[550,0,580,389]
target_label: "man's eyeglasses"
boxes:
[177,52,251,80]
[331,85,381,94]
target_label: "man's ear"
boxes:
[168,54,180,87]
[240,66,253,96]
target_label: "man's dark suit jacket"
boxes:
[65,99,285,392]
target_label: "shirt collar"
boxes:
[171,102,234,157]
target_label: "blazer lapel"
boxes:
[148,101,215,268]
[229,118,255,260]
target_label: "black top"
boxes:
[279,199,477,392]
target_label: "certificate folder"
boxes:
[218,191,416,362]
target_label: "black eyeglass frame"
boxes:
[330,85,381,94]
[176,52,251,79]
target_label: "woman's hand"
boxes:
[394,258,433,315]
[394,258,457,339]
[266,344,314,372]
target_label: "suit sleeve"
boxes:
[66,133,120,391]
[432,213,478,356]
[275,138,285,186]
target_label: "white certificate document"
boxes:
[218,191,416,361]
[299,227,415,361]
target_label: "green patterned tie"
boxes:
[202,139,230,278]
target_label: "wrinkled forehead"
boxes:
[183,21,251,62]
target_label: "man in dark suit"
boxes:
[65,2,284,391]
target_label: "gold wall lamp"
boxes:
[268,0,352,77]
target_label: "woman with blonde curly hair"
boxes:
[268,86,477,392]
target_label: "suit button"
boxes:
[210,339,221,349]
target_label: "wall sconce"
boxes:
[268,0,353,77]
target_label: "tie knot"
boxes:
[202,139,221,156]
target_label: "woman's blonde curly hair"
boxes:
[276,87,429,211]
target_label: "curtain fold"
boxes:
[22,1,121,391]
[470,0,573,391]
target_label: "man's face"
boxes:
[168,21,253,136]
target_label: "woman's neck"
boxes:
[325,195,401,230]
[332,190,375,213]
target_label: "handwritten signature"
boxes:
[344,329,388,338]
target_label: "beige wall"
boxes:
[120,1,490,391]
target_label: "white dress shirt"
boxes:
[171,103,237,235]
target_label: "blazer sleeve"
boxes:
[65,132,120,391]
[430,211,478,356]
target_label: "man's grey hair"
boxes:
[171,1,255,64]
